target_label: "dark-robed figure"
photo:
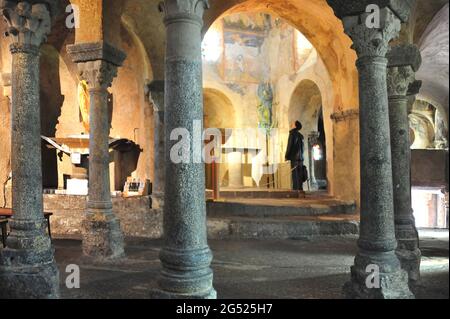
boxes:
[285,121,305,191]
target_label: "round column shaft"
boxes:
[0,1,59,299]
[154,0,216,299]
[67,43,127,261]
[387,45,423,283]
[326,1,415,299]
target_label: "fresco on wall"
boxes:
[214,13,314,84]
[77,80,90,132]
[257,82,275,133]
[222,29,266,83]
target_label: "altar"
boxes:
[41,135,141,194]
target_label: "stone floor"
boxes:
[57,230,449,299]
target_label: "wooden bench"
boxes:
[0,208,53,248]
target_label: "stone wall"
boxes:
[44,195,163,239]
[411,149,449,188]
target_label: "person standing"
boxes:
[285,121,305,192]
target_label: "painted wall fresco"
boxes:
[202,13,324,189]
[204,13,314,86]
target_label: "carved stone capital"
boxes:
[387,45,421,98]
[341,7,401,59]
[387,44,422,71]
[326,0,415,23]
[406,80,422,114]
[387,65,415,97]
[67,42,126,66]
[308,131,320,146]
[159,0,209,25]
[77,60,119,91]
[67,42,126,90]
[407,80,422,97]
[1,0,53,50]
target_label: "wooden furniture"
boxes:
[0,208,53,243]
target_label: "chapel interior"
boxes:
[0,0,448,299]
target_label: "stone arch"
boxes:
[201,0,360,203]
[203,88,236,189]
[288,80,323,135]
[204,0,358,112]
[416,4,449,119]
[409,112,436,149]
[288,79,329,191]
[203,88,236,129]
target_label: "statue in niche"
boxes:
[78,80,90,132]
[257,82,275,133]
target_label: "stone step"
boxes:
[207,215,360,240]
[207,199,356,218]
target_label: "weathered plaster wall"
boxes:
[201,0,360,205]
[411,149,449,189]
[416,4,449,120]
[51,23,153,189]
[202,8,359,203]
[0,22,11,207]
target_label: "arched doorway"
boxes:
[202,0,359,203]
[288,79,327,191]
[203,88,236,189]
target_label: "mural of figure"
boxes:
[78,80,90,133]
[257,82,274,133]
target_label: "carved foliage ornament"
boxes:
[159,0,209,20]
[78,60,118,91]
[1,0,51,49]
[387,65,415,97]
[342,8,401,58]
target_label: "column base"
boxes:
[396,223,421,282]
[0,217,60,298]
[152,192,165,209]
[0,260,59,299]
[396,248,421,283]
[343,250,414,299]
[156,246,217,299]
[82,211,125,261]
[150,288,217,299]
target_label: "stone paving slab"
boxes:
[57,234,448,299]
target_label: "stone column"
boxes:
[0,1,59,298]
[148,80,165,208]
[308,132,320,190]
[387,45,422,283]
[153,0,216,299]
[67,42,126,260]
[327,0,414,299]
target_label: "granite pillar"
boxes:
[153,0,216,299]
[308,132,320,191]
[148,80,165,208]
[327,0,414,299]
[387,45,422,283]
[0,0,59,299]
[67,42,126,260]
